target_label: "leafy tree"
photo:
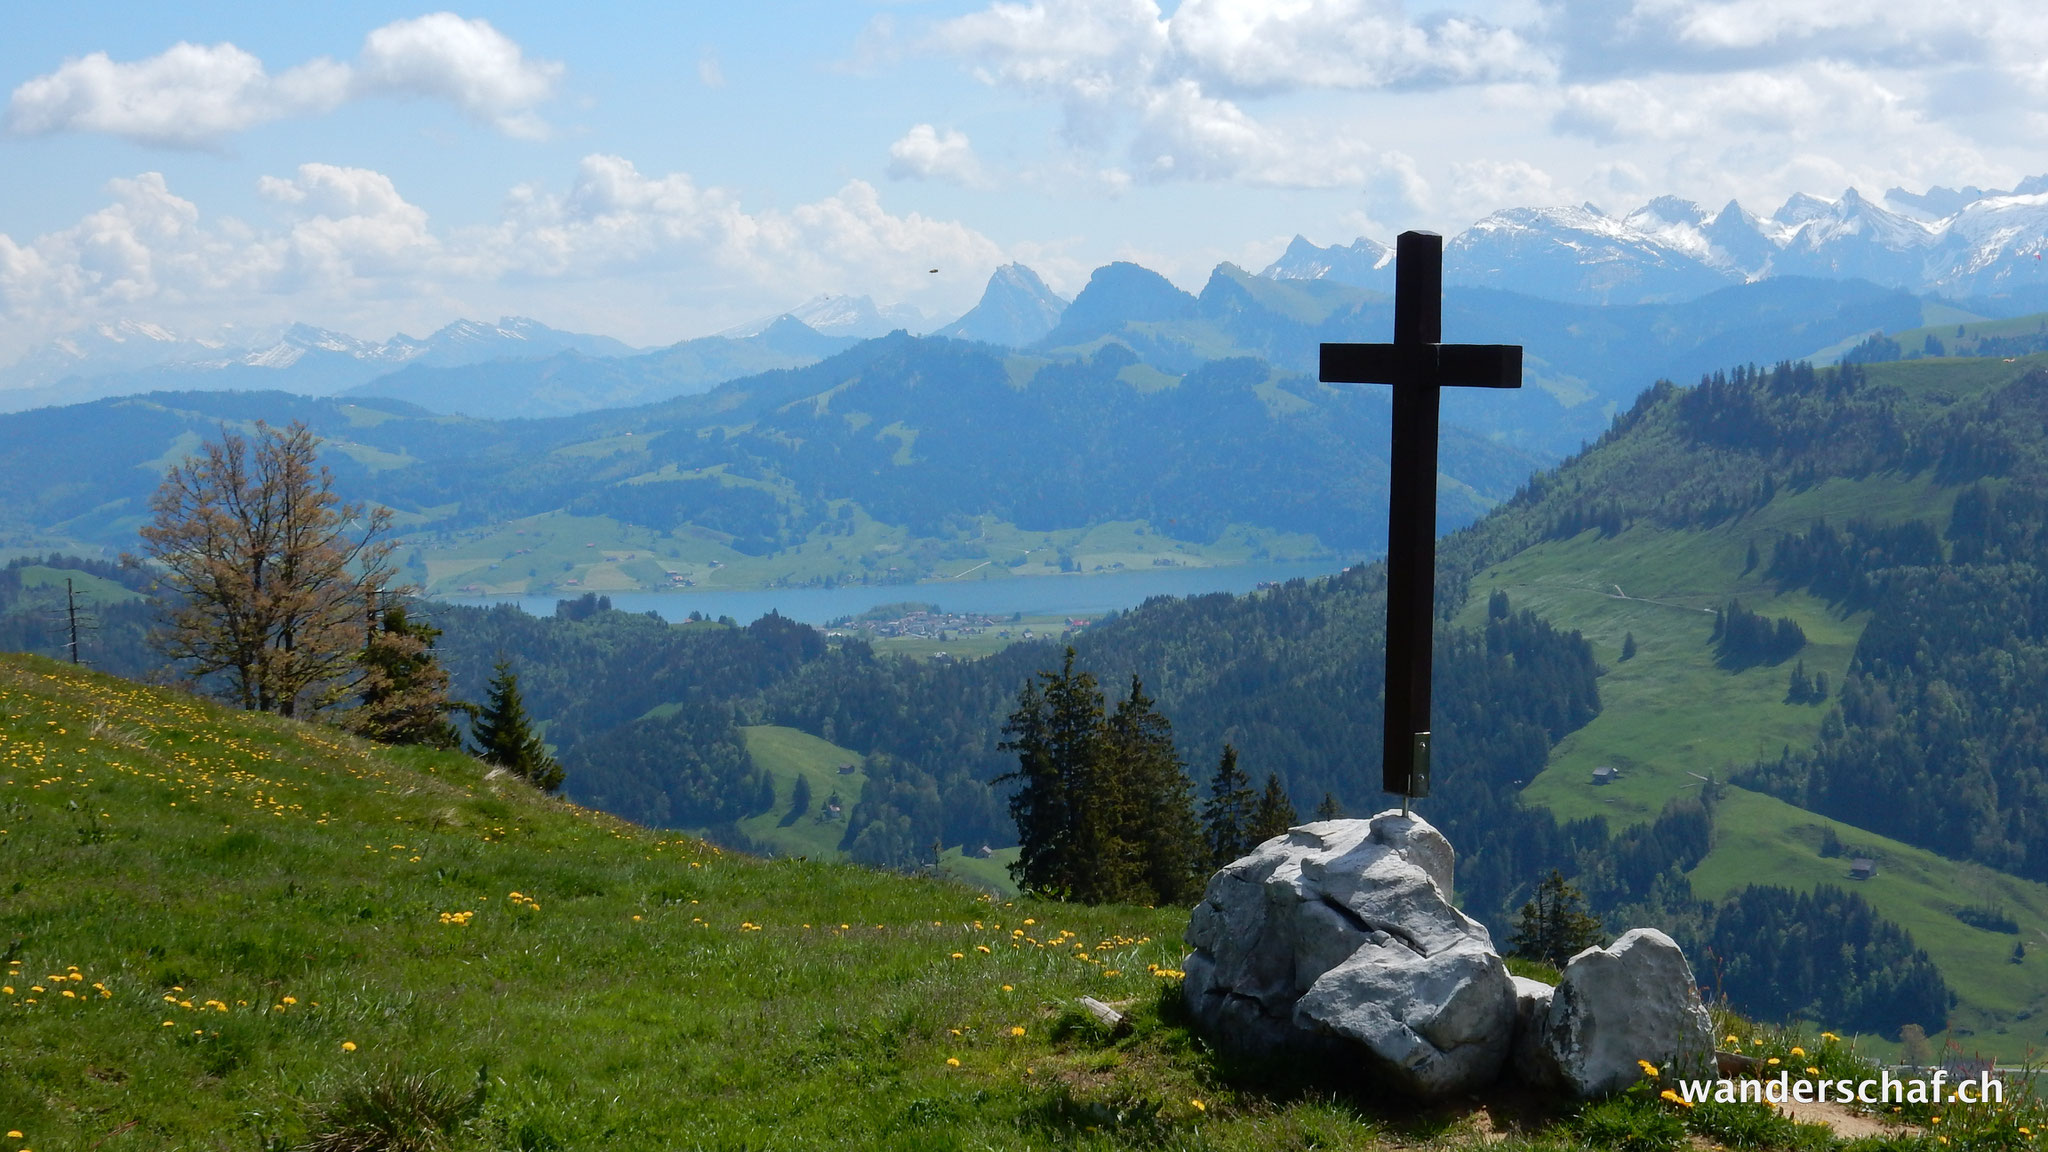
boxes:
[1201,743,1256,868]
[1248,772,1297,843]
[1508,870,1606,968]
[472,659,564,793]
[139,421,396,716]
[343,604,461,748]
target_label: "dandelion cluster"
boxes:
[438,910,476,926]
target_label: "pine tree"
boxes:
[1744,540,1761,575]
[343,604,460,748]
[781,773,813,827]
[471,659,564,793]
[1105,675,1203,905]
[998,648,1109,901]
[1201,743,1256,868]
[1620,632,1637,661]
[1507,870,1605,968]
[1248,773,1297,843]
[1314,792,1344,820]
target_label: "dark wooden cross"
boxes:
[1320,231,1522,803]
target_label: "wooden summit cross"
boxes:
[1320,231,1522,806]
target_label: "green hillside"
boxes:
[1449,353,2048,1058]
[1,654,1243,1150]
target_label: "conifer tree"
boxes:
[1106,674,1203,905]
[1248,772,1297,843]
[781,773,813,827]
[1314,792,1344,820]
[472,659,564,793]
[343,604,461,748]
[1620,632,1637,661]
[999,648,1109,900]
[1201,743,1256,868]
[1508,870,1605,968]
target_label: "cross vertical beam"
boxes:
[1320,231,1523,801]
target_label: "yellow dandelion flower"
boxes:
[1001,984,1014,992]
[1191,1099,1206,1112]
[1822,1031,1839,1041]
[1660,1089,1694,1109]
[1790,1046,1806,1057]
[5,1132,18,1139]
[976,945,991,954]
[951,952,965,959]
[1010,1026,1026,1037]
[282,996,296,1005]
[945,1057,960,1067]
[1807,1067,1820,1075]
[1767,1057,1780,1065]
[341,1041,357,1052]
[1638,1060,1660,1077]
[1725,1034,1739,1043]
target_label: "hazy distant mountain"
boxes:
[1037,262,1198,348]
[0,315,643,412]
[346,316,855,418]
[723,294,927,340]
[933,264,1068,346]
[1264,179,2048,309]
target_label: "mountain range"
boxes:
[1267,178,2048,308]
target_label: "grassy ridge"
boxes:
[3,654,1258,1151]
[1450,356,2048,1057]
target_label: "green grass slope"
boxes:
[1689,787,2048,1056]
[1448,355,2048,1057]
[1,655,1271,1150]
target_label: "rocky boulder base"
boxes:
[1182,812,1518,1097]
[1184,811,1716,1101]
[1519,929,1717,1096]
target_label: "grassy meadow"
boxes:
[405,507,1329,599]
[10,655,2048,1149]
[0,652,1441,1152]
[1454,454,2048,1059]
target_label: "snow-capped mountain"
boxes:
[722,294,928,340]
[1265,179,2048,308]
[0,316,644,410]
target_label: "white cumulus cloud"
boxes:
[0,157,1008,361]
[887,124,989,186]
[5,13,561,148]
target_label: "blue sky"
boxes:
[4,0,2045,360]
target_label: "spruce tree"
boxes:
[1248,773,1297,843]
[344,605,461,748]
[471,659,564,793]
[1314,792,1344,820]
[1507,870,1605,968]
[1620,632,1637,662]
[1106,675,1202,905]
[999,648,1110,901]
[781,773,813,827]
[1201,743,1256,868]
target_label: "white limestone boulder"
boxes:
[1524,928,1716,1098]
[1182,811,1517,1098]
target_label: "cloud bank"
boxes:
[0,157,1005,360]
[6,13,562,147]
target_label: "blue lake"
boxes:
[443,561,1346,626]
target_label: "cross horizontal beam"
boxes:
[1319,343,1523,389]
